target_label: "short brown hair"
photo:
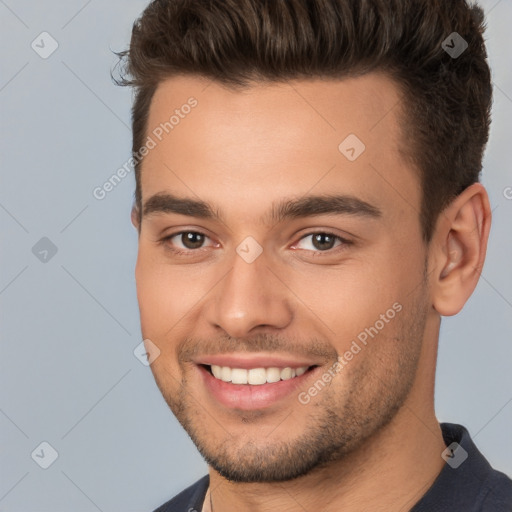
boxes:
[115,0,492,241]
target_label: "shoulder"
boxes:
[479,468,512,511]
[412,423,512,511]
[153,475,209,512]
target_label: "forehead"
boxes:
[140,73,419,227]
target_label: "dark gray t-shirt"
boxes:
[153,423,512,511]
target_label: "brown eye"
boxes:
[162,231,213,252]
[311,233,337,251]
[180,232,206,249]
[294,232,345,252]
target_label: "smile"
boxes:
[195,357,322,410]
[209,365,309,385]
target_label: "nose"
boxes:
[205,253,294,338]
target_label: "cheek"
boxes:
[134,247,213,339]
[287,248,423,351]
[135,248,181,339]
[135,254,190,376]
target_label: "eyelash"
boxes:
[159,230,352,256]
[159,231,216,256]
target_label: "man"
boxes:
[117,0,512,510]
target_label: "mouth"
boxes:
[204,364,314,385]
[194,356,322,410]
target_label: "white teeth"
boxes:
[248,368,267,385]
[231,368,248,384]
[266,367,281,383]
[280,367,295,380]
[220,365,231,382]
[211,365,222,379]
[209,365,309,384]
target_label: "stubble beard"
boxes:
[153,292,427,483]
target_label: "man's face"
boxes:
[135,74,431,482]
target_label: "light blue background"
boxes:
[1,1,511,510]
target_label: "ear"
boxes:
[131,203,141,231]
[429,183,491,316]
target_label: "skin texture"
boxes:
[133,74,491,511]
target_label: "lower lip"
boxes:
[198,365,318,410]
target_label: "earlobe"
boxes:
[431,183,491,316]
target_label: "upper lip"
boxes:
[193,353,320,369]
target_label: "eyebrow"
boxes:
[142,192,382,224]
[143,193,221,220]
[266,194,382,224]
